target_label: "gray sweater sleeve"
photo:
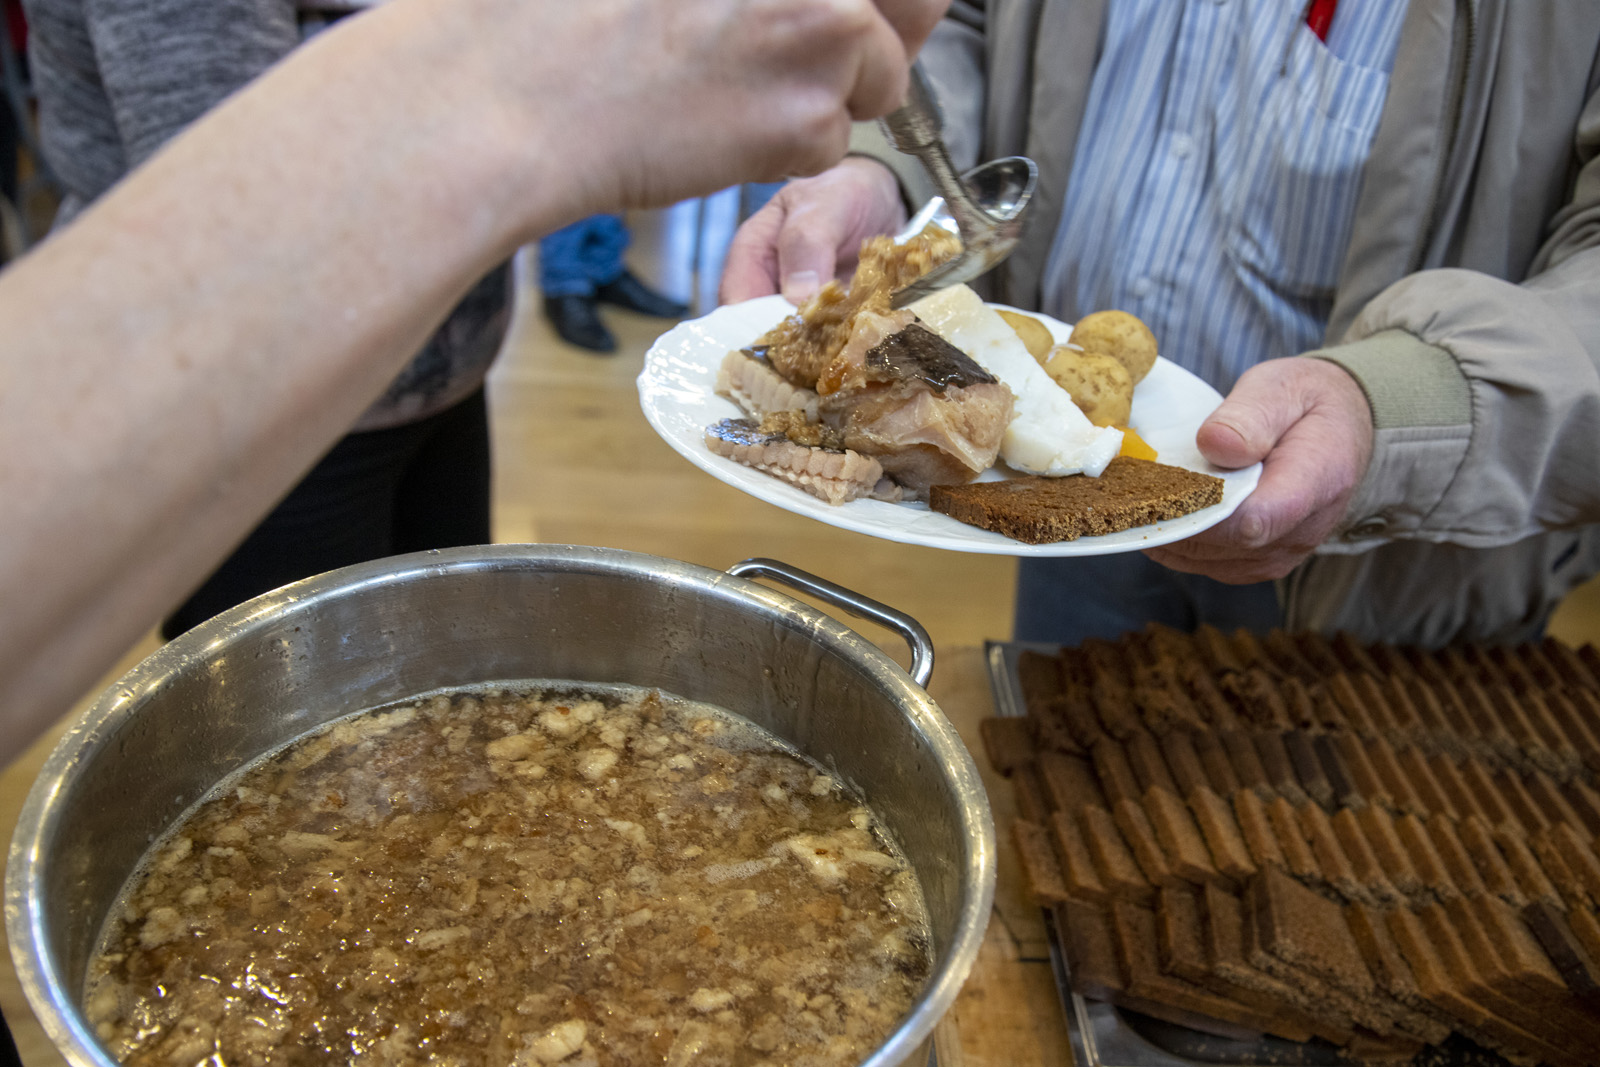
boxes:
[27,0,509,430]
[84,0,298,170]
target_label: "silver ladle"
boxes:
[879,62,1039,309]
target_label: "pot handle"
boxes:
[726,558,935,688]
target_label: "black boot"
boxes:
[543,294,616,353]
[596,270,689,319]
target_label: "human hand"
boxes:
[1144,357,1374,584]
[719,157,907,304]
[490,0,949,229]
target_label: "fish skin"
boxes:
[704,418,887,506]
[908,285,1122,477]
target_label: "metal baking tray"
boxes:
[980,641,1507,1067]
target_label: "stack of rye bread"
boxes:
[984,625,1600,1066]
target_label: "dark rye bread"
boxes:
[1002,627,1600,1065]
[928,456,1224,544]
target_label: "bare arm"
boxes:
[0,0,948,760]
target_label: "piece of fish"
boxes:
[908,284,1122,476]
[754,231,958,390]
[715,349,819,422]
[818,320,1013,497]
[726,231,1007,499]
[704,419,898,505]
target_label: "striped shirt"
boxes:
[1040,0,1408,391]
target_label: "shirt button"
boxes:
[1131,278,1153,299]
[1345,516,1388,540]
[1170,134,1194,158]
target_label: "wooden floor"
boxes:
[3,202,1600,1062]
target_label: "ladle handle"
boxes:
[879,63,986,235]
[726,558,935,689]
[880,61,944,154]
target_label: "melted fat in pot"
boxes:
[84,687,932,1067]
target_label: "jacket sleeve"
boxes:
[1312,84,1600,554]
[84,0,299,169]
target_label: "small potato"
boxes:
[996,309,1055,364]
[1068,310,1158,384]
[1044,345,1133,428]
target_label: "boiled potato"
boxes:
[1068,310,1158,384]
[1044,345,1133,428]
[996,308,1055,364]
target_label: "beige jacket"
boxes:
[858,0,1600,646]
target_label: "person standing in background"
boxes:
[721,0,1600,651]
[539,212,688,354]
[24,0,512,638]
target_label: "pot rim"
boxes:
[6,544,996,1067]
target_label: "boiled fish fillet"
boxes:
[908,285,1122,476]
[817,318,1012,497]
[703,419,893,505]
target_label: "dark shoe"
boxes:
[544,294,615,353]
[596,270,689,319]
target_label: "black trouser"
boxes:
[0,1009,19,1067]
[162,387,492,639]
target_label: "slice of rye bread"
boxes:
[1447,895,1600,1047]
[1187,785,1257,884]
[1231,789,1288,872]
[1124,730,1180,795]
[1385,906,1579,1067]
[1038,750,1109,814]
[1218,730,1273,798]
[1410,903,1590,1067]
[1060,897,1267,1042]
[1159,731,1212,800]
[1521,898,1600,1009]
[1566,777,1600,835]
[1247,866,1376,1002]
[1113,797,1184,888]
[1108,898,1282,1040]
[1342,902,1454,1045]
[928,456,1224,544]
[1154,884,1318,1043]
[1049,809,1110,903]
[1266,795,1322,883]
[1241,874,1399,1036]
[1058,898,1125,1001]
[1013,818,1070,905]
[1016,647,1066,704]
[1079,804,1157,904]
[1391,812,1458,902]
[978,716,1036,775]
[1198,882,1358,1045]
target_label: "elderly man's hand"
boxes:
[1144,357,1374,584]
[719,157,906,305]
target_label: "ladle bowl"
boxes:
[879,63,1039,307]
[890,155,1039,307]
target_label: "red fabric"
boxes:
[1304,0,1337,42]
[3,0,25,51]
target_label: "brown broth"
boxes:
[84,685,931,1067]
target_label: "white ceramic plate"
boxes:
[637,295,1261,556]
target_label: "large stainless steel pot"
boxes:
[7,545,995,1067]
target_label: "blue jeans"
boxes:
[1012,553,1282,645]
[537,213,630,296]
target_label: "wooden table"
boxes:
[0,644,1072,1066]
